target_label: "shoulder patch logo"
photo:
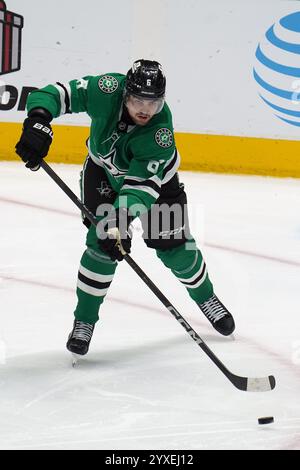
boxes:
[155,128,173,148]
[98,75,119,94]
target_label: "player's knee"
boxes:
[142,181,191,251]
[155,239,197,269]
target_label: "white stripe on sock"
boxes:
[177,259,205,284]
[186,267,208,289]
[79,265,114,283]
[77,279,109,297]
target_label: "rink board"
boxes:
[1,121,300,177]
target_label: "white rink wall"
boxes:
[1,0,300,139]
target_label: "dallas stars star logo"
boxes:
[98,75,119,94]
[155,128,173,148]
[97,181,115,198]
[97,149,127,177]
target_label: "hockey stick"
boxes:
[40,160,276,392]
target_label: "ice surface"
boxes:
[0,162,300,450]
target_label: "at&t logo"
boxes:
[253,11,300,127]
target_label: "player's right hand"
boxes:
[97,207,133,262]
[15,111,53,171]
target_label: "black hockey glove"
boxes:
[15,108,53,171]
[97,207,133,261]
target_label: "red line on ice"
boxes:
[1,196,300,268]
[1,274,300,380]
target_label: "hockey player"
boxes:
[15,60,235,356]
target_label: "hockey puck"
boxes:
[258,416,274,425]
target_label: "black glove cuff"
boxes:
[28,107,53,122]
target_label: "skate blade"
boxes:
[71,353,81,367]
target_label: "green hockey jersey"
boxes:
[26,74,180,213]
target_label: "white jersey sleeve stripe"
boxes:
[162,150,181,184]
[54,83,66,116]
[66,82,72,112]
[54,82,72,115]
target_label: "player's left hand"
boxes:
[97,207,133,261]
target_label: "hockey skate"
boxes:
[198,294,235,336]
[66,320,95,356]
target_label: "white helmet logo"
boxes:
[132,61,141,72]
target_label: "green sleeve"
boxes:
[26,76,94,118]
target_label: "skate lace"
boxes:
[73,321,94,342]
[200,295,227,323]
